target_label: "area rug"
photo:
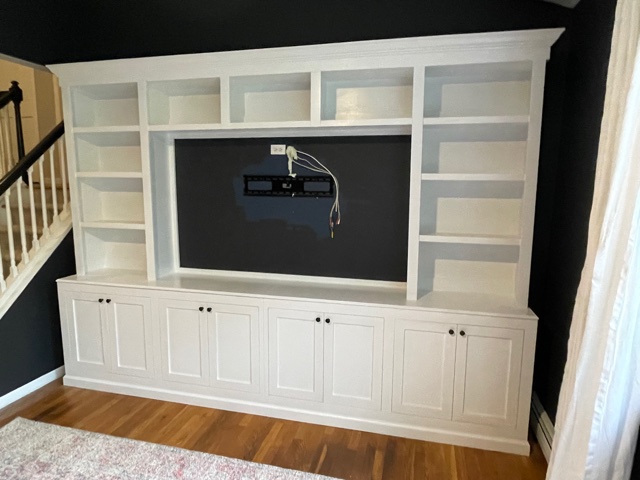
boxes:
[0,418,338,479]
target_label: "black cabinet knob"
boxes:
[106,299,111,304]
[448,329,455,336]
[207,307,212,313]
[199,307,204,312]
[315,317,321,323]
[98,298,104,303]
[325,318,331,324]
[460,330,466,337]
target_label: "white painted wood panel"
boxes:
[392,319,456,419]
[106,295,153,378]
[268,308,323,401]
[208,304,260,392]
[159,299,209,385]
[67,292,108,368]
[453,325,524,426]
[324,313,384,410]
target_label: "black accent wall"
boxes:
[528,0,616,422]
[0,232,75,397]
[0,1,569,66]
[0,0,622,444]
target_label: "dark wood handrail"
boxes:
[0,121,64,197]
[0,81,25,159]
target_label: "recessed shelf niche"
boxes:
[71,83,139,128]
[417,242,519,299]
[422,123,528,175]
[230,73,311,123]
[424,62,532,118]
[82,227,147,274]
[75,132,142,173]
[148,78,221,125]
[419,181,523,238]
[321,68,413,121]
[78,177,144,224]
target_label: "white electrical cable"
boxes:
[286,146,341,238]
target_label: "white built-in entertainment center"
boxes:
[50,28,563,455]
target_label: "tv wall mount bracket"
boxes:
[243,175,334,197]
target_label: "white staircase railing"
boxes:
[0,122,71,316]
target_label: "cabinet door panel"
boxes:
[324,314,383,410]
[392,320,455,419]
[268,309,323,401]
[159,299,209,385]
[453,325,524,427]
[209,305,260,392]
[107,296,153,378]
[68,293,108,370]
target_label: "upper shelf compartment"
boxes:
[230,73,310,124]
[321,68,413,122]
[424,62,532,119]
[71,83,139,128]
[147,78,221,126]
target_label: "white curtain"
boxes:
[546,0,640,479]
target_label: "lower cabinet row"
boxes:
[60,287,529,431]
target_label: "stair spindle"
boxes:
[0,110,7,176]
[16,180,29,265]
[27,166,40,252]
[58,136,69,215]
[4,187,19,278]
[49,145,59,225]
[38,157,50,239]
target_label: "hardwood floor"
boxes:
[0,380,547,479]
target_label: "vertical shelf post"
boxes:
[406,66,426,301]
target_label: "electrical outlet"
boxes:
[270,144,286,155]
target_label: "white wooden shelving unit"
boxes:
[50,29,563,455]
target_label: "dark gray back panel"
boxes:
[175,136,410,281]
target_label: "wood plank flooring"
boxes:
[0,380,547,479]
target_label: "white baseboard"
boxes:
[0,366,65,411]
[64,375,531,456]
[530,391,554,462]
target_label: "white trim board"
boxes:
[530,391,554,462]
[543,0,581,8]
[0,366,65,411]
[64,375,531,455]
[0,219,72,320]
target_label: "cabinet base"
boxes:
[63,375,531,456]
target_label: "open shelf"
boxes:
[75,131,142,173]
[424,62,532,118]
[321,68,413,121]
[420,180,523,238]
[422,122,528,175]
[82,227,147,274]
[78,177,144,224]
[230,73,311,123]
[148,78,221,125]
[419,234,520,246]
[80,221,146,230]
[417,242,519,299]
[71,83,139,128]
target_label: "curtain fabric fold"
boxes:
[546,0,640,479]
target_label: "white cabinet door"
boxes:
[208,304,260,393]
[158,299,209,386]
[105,295,154,378]
[453,325,524,427]
[268,308,323,402]
[324,313,384,410]
[65,292,109,374]
[392,319,456,419]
